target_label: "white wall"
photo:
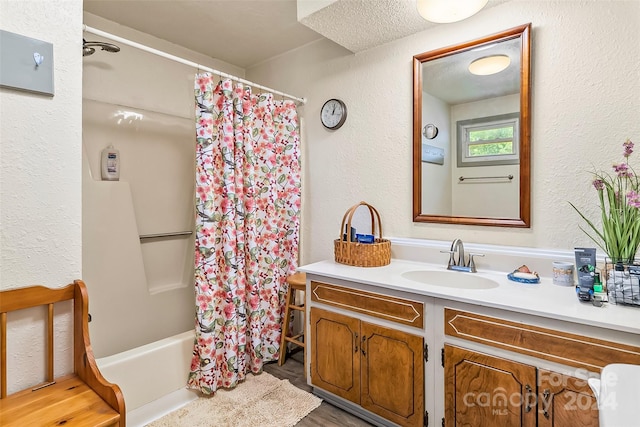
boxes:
[247,1,640,264]
[0,0,82,392]
[421,92,451,215]
[0,1,82,287]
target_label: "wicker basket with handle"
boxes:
[334,201,391,267]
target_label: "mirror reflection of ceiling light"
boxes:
[468,55,511,75]
[416,0,489,23]
[114,110,144,125]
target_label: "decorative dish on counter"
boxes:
[507,265,540,284]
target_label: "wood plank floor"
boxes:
[263,351,373,426]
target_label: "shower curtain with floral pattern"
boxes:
[188,74,301,394]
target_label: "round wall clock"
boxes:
[321,99,347,130]
[423,123,439,139]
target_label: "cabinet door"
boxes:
[538,369,599,427]
[361,322,424,427]
[310,307,360,403]
[445,344,537,427]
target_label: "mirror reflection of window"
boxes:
[457,113,520,167]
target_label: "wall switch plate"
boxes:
[0,29,54,96]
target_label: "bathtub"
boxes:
[96,330,199,427]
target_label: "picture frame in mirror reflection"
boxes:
[422,143,445,165]
[412,23,531,227]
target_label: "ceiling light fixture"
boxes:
[468,55,511,76]
[416,0,489,23]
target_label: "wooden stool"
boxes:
[278,272,306,373]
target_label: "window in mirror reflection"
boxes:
[457,113,519,167]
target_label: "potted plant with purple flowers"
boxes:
[569,139,640,265]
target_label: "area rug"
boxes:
[146,372,322,427]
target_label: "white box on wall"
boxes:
[0,29,54,96]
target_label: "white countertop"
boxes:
[299,259,640,335]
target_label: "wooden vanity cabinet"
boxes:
[441,305,636,427]
[311,307,425,427]
[310,308,361,403]
[444,344,537,427]
[444,345,599,427]
[537,369,599,427]
[303,268,640,427]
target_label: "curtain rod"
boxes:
[82,25,307,105]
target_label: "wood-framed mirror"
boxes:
[412,24,531,227]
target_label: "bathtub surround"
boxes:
[96,330,196,423]
[82,99,197,357]
[189,75,302,394]
[149,372,321,427]
[82,12,249,358]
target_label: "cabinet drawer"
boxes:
[445,308,640,372]
[311,281,424,328]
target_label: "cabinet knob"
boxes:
[524,384,534,413]
[354,332,359,353]
[362,335,367,356]
[541,389,551,419]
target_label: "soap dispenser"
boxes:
[101,144,120,181]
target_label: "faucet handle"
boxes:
[440,250,456,266]
[467,253,485,271]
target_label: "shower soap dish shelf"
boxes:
[334,201,391,267]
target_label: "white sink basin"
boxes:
[401,270,499,289]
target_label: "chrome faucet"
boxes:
[451,238,465,268]
[441,239,484,273]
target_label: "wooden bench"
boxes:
[0,280,125,426]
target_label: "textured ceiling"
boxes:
[299,0,511,53]
[299,0,434,52]
[422,36,522,105]
[83,0,324,68]
[84,0,512,69]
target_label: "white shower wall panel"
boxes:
[81,11,249,359]
[83,99,195,357]
[83,99,195,238]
